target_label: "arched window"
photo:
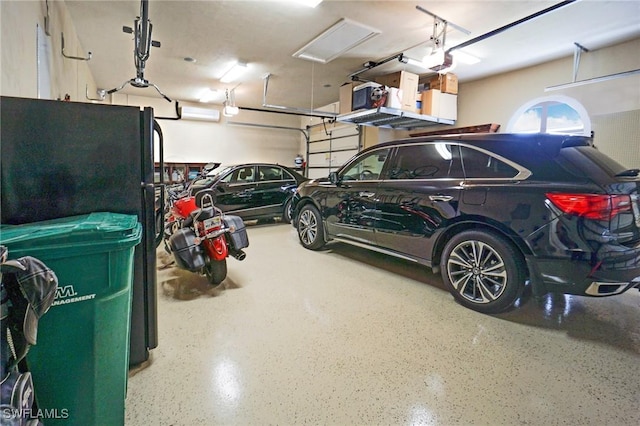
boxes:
[507,95,591,135]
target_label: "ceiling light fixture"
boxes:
[199,88,219,103]
[220,62,248,83]
[399,50,455,73]
[292,18,380,64]
[223,89,239,117]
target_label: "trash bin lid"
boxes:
[0,212,142,258]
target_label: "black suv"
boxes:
[291,133,640,314]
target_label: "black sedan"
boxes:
[190,163,307,223]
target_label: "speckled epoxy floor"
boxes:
[125,222,640,426]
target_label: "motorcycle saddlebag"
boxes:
[168,228,205,272]
[223,215,249,250]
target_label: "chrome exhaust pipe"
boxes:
[230,249,246,261]
[585,281,627,296]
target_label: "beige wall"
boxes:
[1,0,96,100]
[1,0,40,97]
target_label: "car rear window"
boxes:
[558,145,629,178]
[258,165,283,181]
[459,146,519,179]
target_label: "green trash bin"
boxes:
[0,212,142,425]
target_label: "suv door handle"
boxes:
[429,195,453,202]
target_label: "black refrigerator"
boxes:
[1,96,159,365]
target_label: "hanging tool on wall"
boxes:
[107,0,171,102]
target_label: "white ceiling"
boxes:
[65,0,640,112]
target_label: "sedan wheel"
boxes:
[297,204,325,250]
[441,230,526,314]
[282,198,293,224]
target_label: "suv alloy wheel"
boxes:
[297,204,325,250]
[441,230,526,313]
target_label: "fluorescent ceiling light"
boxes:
[292,18,380,64]
[220,62,248,83]
[199,88,219,103]
[424,50,455,73]
[450,50,480,65]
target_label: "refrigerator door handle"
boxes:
[142,182,164,248]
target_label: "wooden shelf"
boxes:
[154,162,208,184]
[410,123,501,137]
[336,107,455,130]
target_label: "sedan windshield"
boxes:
[193,166,234,186]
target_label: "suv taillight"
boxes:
[546,193,632,220]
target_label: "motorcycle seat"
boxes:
[191,206,215,222]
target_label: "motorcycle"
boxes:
[163,162,220,244]
[165,189,248,285]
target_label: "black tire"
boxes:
[297,204,325,250]
[282,198,293,224]
[440,230,526,314]
[204,257,227,285]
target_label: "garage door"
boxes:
[306,120,361,179]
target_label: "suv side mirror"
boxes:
[329,171,340,185]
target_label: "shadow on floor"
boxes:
[326,241,446,290]
[156,248,241,301]
[496,291,640,354]
[326,241,640,354]
[244,218,291,228]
